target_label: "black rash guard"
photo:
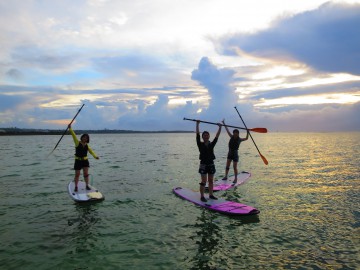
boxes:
[196,133,218,165]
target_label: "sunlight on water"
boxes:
[0,132,359,269]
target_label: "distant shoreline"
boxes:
[0,128,194,136]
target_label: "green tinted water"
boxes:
[0,132,359,269]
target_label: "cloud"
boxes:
[5,68,23,81]
[4,44,188,87]
[191,57,238,117]
[257,101,360,132]
[218,2,360,75]
[91,52,180,85]
[1,1,360,132]
[11,46,81,71]
[251,80,360,101]
[0,94,26,111]
[115,94,202,131]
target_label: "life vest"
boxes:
[229,136,241,151]
[75,143,88,159]
[197,134,218,164]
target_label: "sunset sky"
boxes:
[1,0,360,132]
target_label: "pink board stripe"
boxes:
[206,171,251,191]
[173,187,259,216]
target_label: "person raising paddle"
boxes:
[196,120,222,202]
[222,119,249,183]
[68,124,99,192]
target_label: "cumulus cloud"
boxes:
[114,94,200,131]
[218,2,360,75]
[191,57,239,118]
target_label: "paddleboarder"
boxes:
[68,124,99,192]
[196,120,222,202]
[221,119,249,183]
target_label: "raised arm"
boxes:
[242,131,250,141]
[222,119,232,137]
[196,120,200,134]
[68,125,79,146]
[215,123,222,138]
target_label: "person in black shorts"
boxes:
[196,120,222,202]
[69,124,99,192]
[222,119,249,183]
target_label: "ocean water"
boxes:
[0,132,359,270]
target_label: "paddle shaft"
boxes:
[49,104,85,155]
[234,107,268,165]
[184,118,254,132]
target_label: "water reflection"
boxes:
[68,203,100,228]
[227,214,260,225]
[66,203,101,255]
[189,210,260,270]
[190,210,221,270]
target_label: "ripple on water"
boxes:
[0,133,359,269]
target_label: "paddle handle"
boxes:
[49,104,85,155]
[68,104,85,127]
[183,118,267,133]
[234,107,268,165]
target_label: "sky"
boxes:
[1,0,360,132]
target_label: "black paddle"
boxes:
[183,118,267,133]
[48,104,85,156]
[234,107,268,165]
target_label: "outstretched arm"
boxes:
[88,146,99,159]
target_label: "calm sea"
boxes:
[0,132,359,270]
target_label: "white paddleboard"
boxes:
[206,171,251,191]
[68,180,104,203]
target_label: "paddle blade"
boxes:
[260,153,269,165]
[249,127,268,133]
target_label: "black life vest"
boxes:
[75,143,88,158]
[197,134,218,164]
[229,136,241,151]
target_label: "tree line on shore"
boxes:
[0,127,193,136]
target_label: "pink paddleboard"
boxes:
[207,171,251,191]
[173,187,259,216]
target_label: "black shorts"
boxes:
[227,151,239,162]
[74,159,90,170]
[198,163,216,175]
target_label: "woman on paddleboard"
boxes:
[222,119,249,183]
[68,124,99,192]
[196,120,222,202]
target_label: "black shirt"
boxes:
[196,133,218,165]
[228,136,241,151]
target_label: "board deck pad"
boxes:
[206,171,251,191]
[173,187,259,216]
[68,180,104,202]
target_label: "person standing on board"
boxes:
[68,124,99,192]
[222,119,249,183]
[196,120,222,202]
